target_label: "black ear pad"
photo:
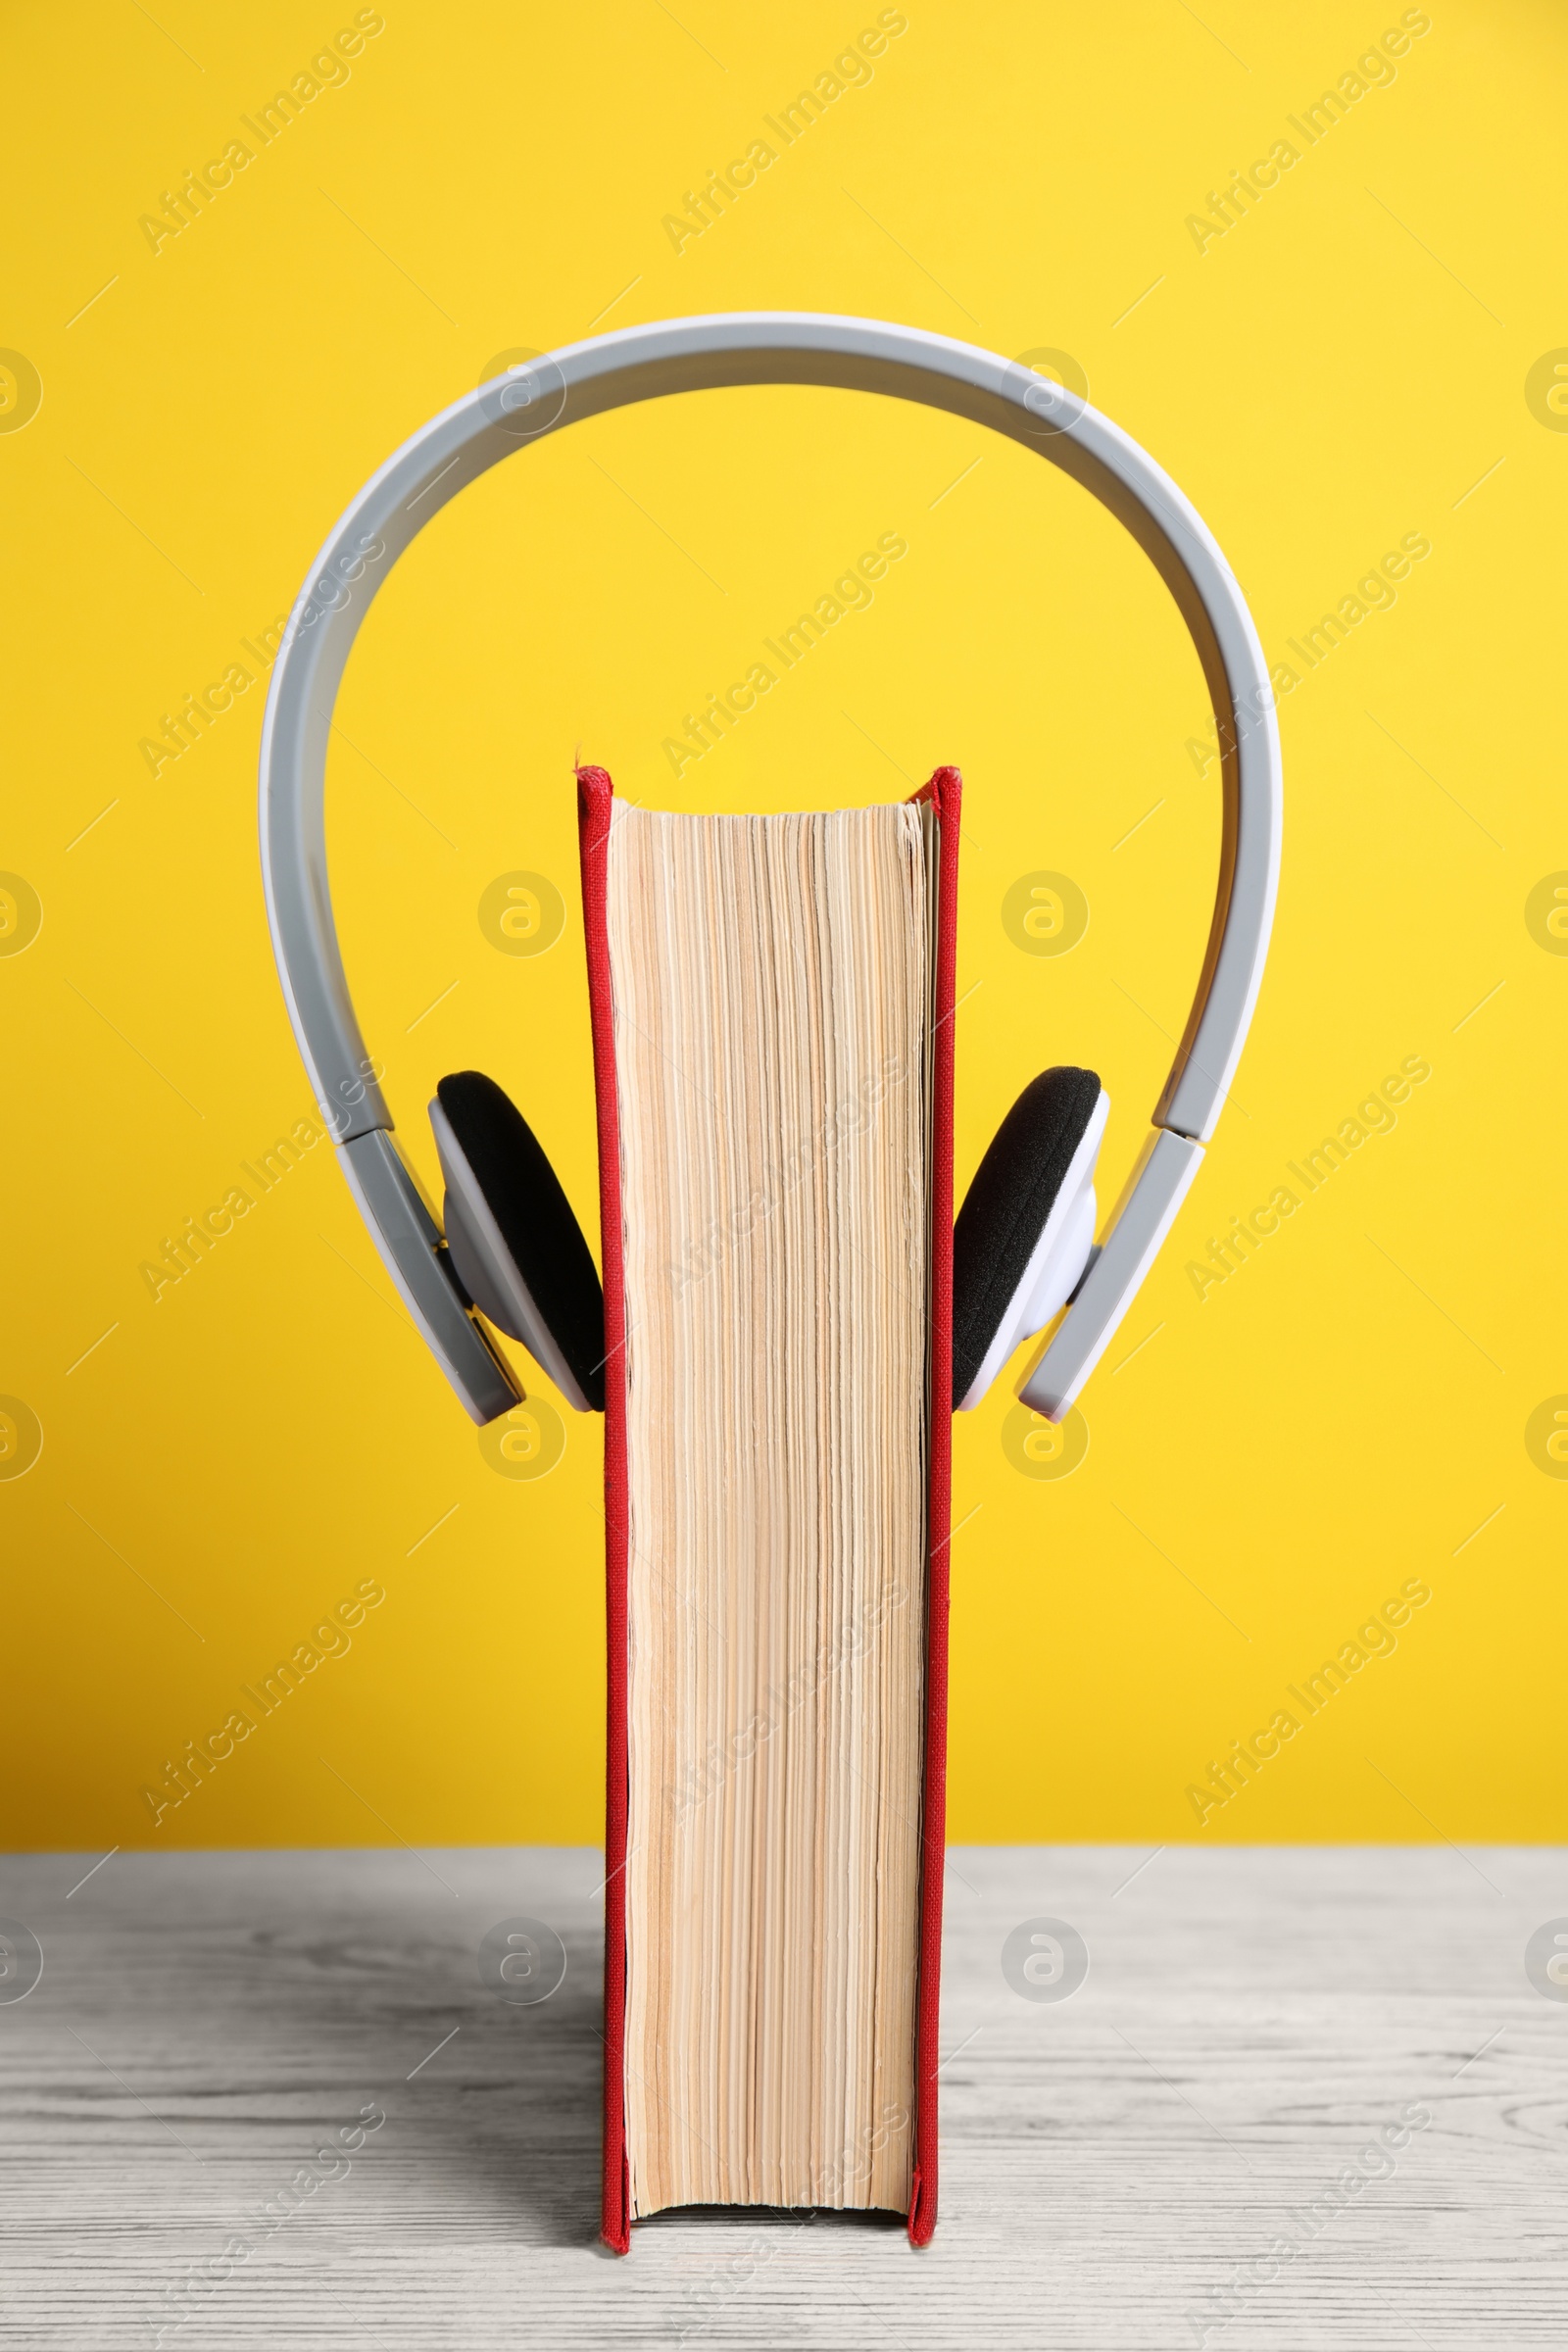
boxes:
[434,1071,605,1412]
[952,1066,1103,1408]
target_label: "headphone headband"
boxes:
[260,312,1281,1421]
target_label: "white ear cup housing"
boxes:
[429,1094,596,1413]
[956,1090,1109,1411]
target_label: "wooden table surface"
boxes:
[2,1844,1565,2348]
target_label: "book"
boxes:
[577,763,959,2249]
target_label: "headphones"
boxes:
[261,314,1280,1428]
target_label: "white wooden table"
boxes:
[3,1845,1564,2347]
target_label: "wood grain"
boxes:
[2,1844,1564,2347]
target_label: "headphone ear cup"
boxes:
[429,1071,605,1412]
[953,1066,1107,1411]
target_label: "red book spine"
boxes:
[576,764,632,2254]
[907,764,960,2247]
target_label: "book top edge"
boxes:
[605,800,927,827]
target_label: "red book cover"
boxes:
[576,763,961,2254]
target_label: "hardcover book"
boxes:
[576,762,959,2250]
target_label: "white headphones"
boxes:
[260,314,1281,1426]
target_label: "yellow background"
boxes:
[5,0,1563,1852]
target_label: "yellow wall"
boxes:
[6,0,1563,1851]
